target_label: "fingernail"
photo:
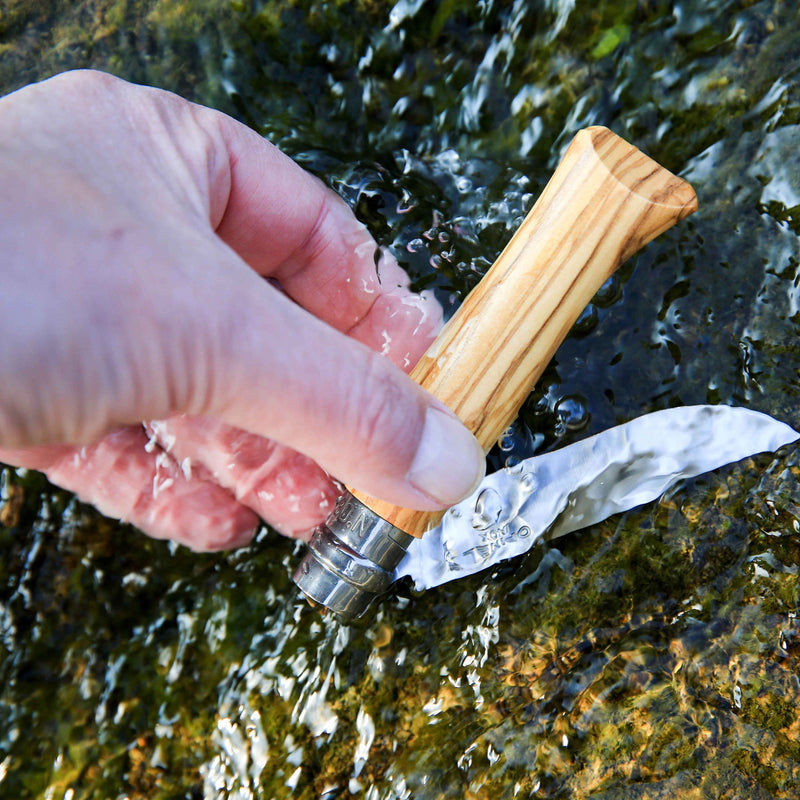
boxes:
[407,405,486,506]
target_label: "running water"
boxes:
[1,1,799,798]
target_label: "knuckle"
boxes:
[50,68,120,97]
[290,190,336,268]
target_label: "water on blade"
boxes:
[472,488,503,531]
[398,406,799,590]
[1,1,800,798]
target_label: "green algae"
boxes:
[1,0,800,797]
[0,0,237,107]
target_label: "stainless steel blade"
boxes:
[396,405,798,589]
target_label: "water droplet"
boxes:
[505,454,521,469]
[472,488,502,530]
[498,427,515,451]
[554,394,590,432]
[533,395,550,416]
[520,472,537,492]
[572,304,599,335]
[396,199,416,215]
[594,274,622,307]
[438,231,451,243]
[456,176,472,192]
[406,238,425,253]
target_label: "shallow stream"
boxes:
[1,1,800,797]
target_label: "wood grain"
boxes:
[352,126,697,536]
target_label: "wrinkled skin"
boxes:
[0,70,485,550]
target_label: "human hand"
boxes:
[0,70,485,550]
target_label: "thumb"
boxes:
[198,259,486,512]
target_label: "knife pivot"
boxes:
[293,491,414,619]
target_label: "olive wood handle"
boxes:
[352,126,697,536]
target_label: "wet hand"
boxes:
[0,70,485,550]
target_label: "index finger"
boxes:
[204,110,441,342]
